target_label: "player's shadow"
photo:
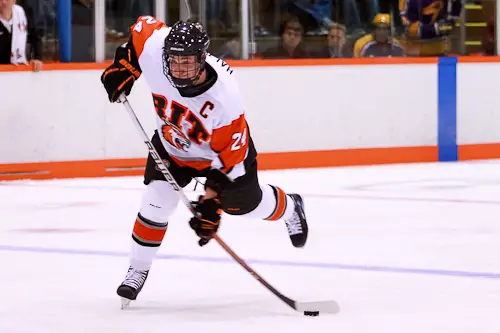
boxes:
[122,297,298,320]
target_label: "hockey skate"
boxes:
[116,266,149,309]
[284,194,308,248]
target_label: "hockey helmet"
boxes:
[163,21,210,88]
[372,14,391,26]
[372,14,391,42]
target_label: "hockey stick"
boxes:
[212,233,340,314]
[119,94,340,314]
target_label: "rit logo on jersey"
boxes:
[152,94,211,152]
[162,122,191,151]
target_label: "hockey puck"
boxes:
[304,311,320,316]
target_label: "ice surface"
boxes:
[1,160,500,333]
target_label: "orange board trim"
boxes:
[457,56,500,63]
[3,56,500,73]
[458,143,500,160]
[0,146,438,181]
[0,62,113,72]
[0,143,500,181]
[1,144,499,181]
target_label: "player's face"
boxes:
[283,29,302,49]
[169,55,200,79]
[374,26,390,43]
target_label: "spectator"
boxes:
[315,23,353,58]
[399,0,461,56]
[353,13,404,57]
[262,17,310,59]
[378,0,403,35]
[0,0,43,71]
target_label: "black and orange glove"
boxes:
[189,196,222,247]
[101,39,141,102]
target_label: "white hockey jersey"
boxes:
[129,16,250,179]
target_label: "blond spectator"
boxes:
[353,13,404,57]
[0,0,43,71]
[315,23,353,58]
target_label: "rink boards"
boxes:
[1,57,499,180]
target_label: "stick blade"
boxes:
[294,300,340,314]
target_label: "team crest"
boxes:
[161,123,191,152]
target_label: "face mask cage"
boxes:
[162,49,207,88]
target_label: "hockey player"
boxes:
[100,17,309,306]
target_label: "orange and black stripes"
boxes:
[265,185,288,221]
[132,213,168,247]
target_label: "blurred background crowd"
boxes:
[0,0,496,67]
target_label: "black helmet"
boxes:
[163,21,210,88]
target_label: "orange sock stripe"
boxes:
[132,216,167,244]
[266,186,288,221]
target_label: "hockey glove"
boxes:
[101,41,141,102]
[189,196,222,246]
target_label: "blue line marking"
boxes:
[1,244,499,280]
[438,57,458,162]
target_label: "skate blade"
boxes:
[120,297,131,309]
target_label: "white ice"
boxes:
[1,160,500,333]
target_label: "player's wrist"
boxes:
[204,187,218,199]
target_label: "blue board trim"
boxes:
[57,0,72,62]
[437,57,458,162]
